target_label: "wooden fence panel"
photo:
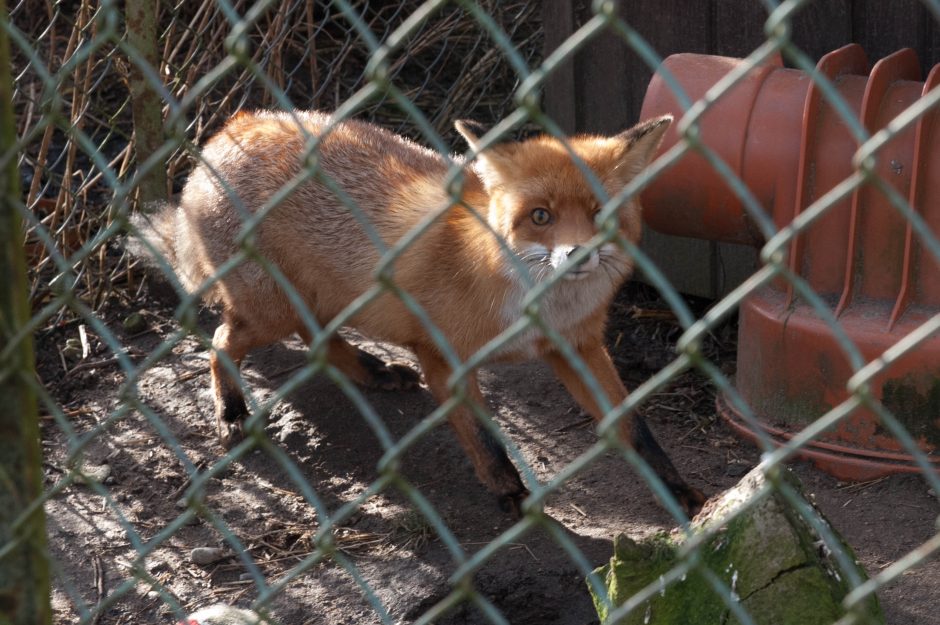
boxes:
[543,0,940,298]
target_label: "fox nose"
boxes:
[568,246,597,268]
[567,246,583,264]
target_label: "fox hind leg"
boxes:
[298,330,420,391]
[210,313,294,447]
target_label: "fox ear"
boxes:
[455,120,511,191]
[614,114,673,180]
[455,120,490,151]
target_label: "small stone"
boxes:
[62,338,83,358]
[184,604,268,625]
[123,312,147,334]
[74,463,111,484]
[190,547,227,566]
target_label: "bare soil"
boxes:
[37,283,939,625]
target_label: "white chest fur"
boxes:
[495,274,613,359]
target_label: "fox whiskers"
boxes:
[517,249,553,283]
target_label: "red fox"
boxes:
[134,110,705,516]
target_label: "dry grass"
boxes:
[11,0,542,320]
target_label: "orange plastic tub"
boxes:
[640,46,940,480]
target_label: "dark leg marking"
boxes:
[631,416,706,517]
[356,348,421,391]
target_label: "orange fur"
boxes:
[134,110,705,516]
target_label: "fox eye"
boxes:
[530,207,552,226]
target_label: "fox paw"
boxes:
[358,350,420,391]
[217,419,245,450]
[216,394,248,449]
[497,487,531,519]
[677,485,708,519]
[376,361,421,391]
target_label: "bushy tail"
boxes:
[126,201,219,302]
[126,201,180,272]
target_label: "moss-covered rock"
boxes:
[589,467,882,625]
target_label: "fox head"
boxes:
[456,116,671,284]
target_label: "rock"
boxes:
[190,547,228,566]
[62,337,83,359]
[123,311,147,334]
[180,604,268,625]
[73,463,111,484]
[588,466,883,625]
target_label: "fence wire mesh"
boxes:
[3,0,939,624]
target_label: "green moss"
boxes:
[591,533,725,625]
[735,567,841,625]
[588,469,884,625]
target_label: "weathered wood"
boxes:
[538,0,940,298]
[789,1,852,63]
[610,0,719,297]
[574,0,713,131]
[928,3,940,68]
[573,0,629,133]
[852,0,930,71]
[713,1,768,57]
[542,0,577,134]
[0,2,52,623]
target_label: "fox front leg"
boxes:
[415,347,529,516]
[545,342,706,517]
[209,321,251,448]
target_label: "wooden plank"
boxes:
[572,0,630,133]
[789,1,852,63]
[852,0,929,70]
[639,230,719,298]
[618,1,717,297]
[541,0,577,134]
[607,0,712,127]
[930,11,940,68]
[559,0,858,298]
[713,0,770,57]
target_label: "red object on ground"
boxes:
[640,45,940,480]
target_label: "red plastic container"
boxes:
[640,46,940,480]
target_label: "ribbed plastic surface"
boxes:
[641,46,940,480]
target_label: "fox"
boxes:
[133,109,706,517]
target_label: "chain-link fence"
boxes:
[3,0,939,623]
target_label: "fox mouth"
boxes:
[563,269,592,281]
[515,243,628,284]
[516,245,604,282]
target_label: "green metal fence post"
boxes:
[0,2,52,624]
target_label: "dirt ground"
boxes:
[36,282,939,625]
